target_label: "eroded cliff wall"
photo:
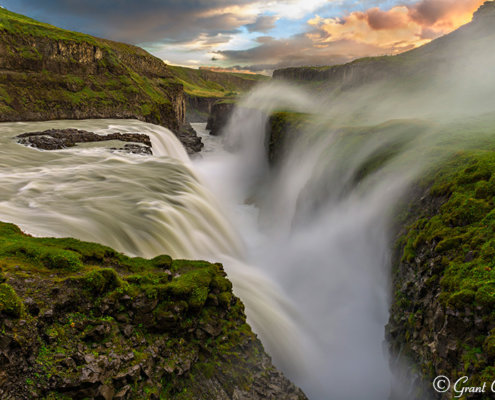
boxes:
[0,8,204,151]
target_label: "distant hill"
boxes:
[169,66,269,122]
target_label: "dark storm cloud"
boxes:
[245,15,278,33]
[1,0,255,43]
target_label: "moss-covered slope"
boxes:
[0,7,205,151]
[0,222,306,400]
[387,150,495,399]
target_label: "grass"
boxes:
[169,65,268,98]
[402,151,495,309]
[0,7,100,45]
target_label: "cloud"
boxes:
[1,0,487,72]
[217,0,485,72]
[215,34,380,72]
[1,0,258,44]
[246,15,278,33]
[408,0,485,27]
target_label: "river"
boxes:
[0,88,455,399]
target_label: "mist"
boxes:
[192,9,495,399]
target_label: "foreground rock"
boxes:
[0,222,307,400]
[16,128,153,154]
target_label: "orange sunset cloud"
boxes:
[307,0,485,54]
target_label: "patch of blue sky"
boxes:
[267,17,309,40]
[315,0,418,17]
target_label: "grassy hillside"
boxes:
[0,7,190,140]
[169,66,268,98]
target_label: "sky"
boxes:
[0,0,486,73]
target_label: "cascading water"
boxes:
[2,61,495,399]
[192,85,404,399]
[0,118,304,387]
[0,119,241,259]
[193,77,495,400]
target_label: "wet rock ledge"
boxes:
[0,222,307,400]
[16,129,153,155]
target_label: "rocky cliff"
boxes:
[386,147,495,399]
[169,66,268,123]
[0,8,203,153]
[206,101,236,136]
[0,221,307,400]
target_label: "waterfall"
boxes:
[0,117,304,385]
[2,75,494,399]
[195,79,495,399]
[0,119,242,259]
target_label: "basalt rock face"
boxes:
[387,150,495,400]
[0,222,307,400]
[206,102,236,136]
[185,95,219,122]
[0,8,202,153]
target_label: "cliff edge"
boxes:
[0,8,203,153]
[0,221,307,400]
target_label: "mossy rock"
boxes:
[0,283,23,318]
[77,268,121,295]
[483,331,495,360]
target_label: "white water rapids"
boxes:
[2,79,493,399]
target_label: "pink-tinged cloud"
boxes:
[217,0,487,71]
[309,0,486,53]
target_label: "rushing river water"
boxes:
[2,91,488,399]
[0,111,403,399]
[0,117,306,396]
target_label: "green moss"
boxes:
[78,268,121,295]
[395,147,495,387]
[0,283,23,317]
[0,240,83,271]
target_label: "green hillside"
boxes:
[169,66,268,98]
[0,7,190,143]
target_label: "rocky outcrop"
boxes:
[206,101,236,136]
[175,123,204,152]
[0,221,307,400]
[16,128,152,154]
[0,7,202,153]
